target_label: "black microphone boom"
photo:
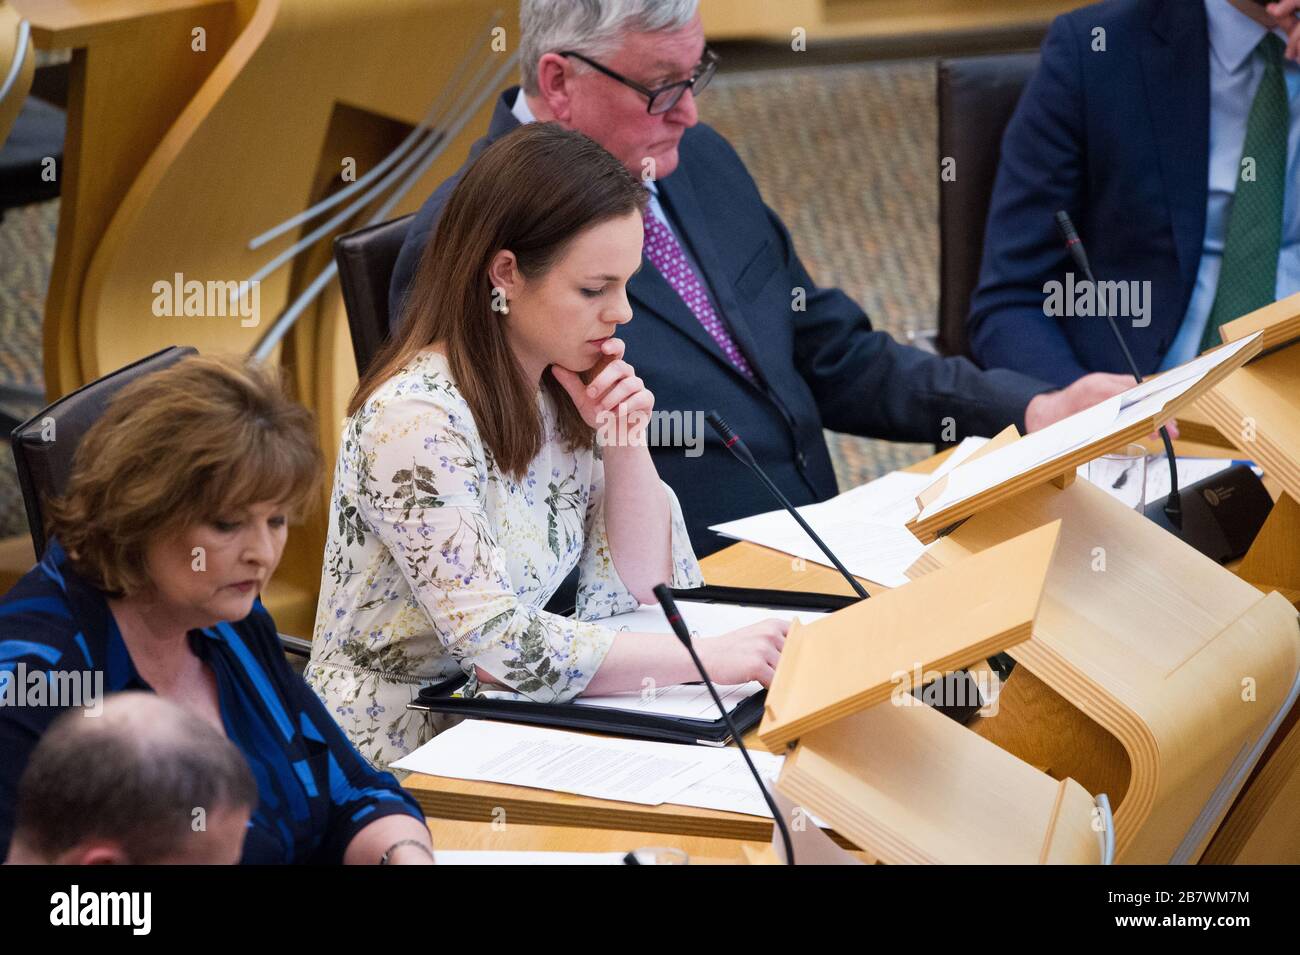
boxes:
[1054,211,1182,528]
[705,411,870,600]
[653,584,795,865]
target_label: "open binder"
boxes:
[406,585,859,746]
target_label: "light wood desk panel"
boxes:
[401,450,953,852]
[425,819,760,864]
[403,438,1294,860]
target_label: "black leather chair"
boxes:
[10,345,311,657]
[0,96,63,214]
[333,214,413,376]
[936,52,1039,359]
[12,346,195,557]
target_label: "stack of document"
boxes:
[707,436,990,587]
[915,334,1259,524]
[393,719,787,818]
[704,335,1260,579]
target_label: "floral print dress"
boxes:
[306,350,703,769]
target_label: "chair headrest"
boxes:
[334,214,414,377]
[10,345,197,556]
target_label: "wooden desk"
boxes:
[405,768,780,845]
[701,0,1087,42]
[404,438,1289,861]
[424,819,761,864]
[402,450,953,856]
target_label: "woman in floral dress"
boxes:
[307,124,789,768]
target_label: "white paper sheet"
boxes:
[574,680,764,720]
[666,749,784,817]
[571,601,824,719]
[917,396,1122,521]
[392,720,723,805]
[590,601,819,639]
[819,469,935,525]
[1118,334,1258,408]
[1077,455,1244,506]
[394,720,788,817]
[667,751,830,827]
[913,332,1262,524]
[1092,374,1201,443]
[707,470,933,586]
[928,436,991,483]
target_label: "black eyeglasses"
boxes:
[560,46,718,115]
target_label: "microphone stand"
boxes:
[654,584,796,865]
[1055,210,1182,528]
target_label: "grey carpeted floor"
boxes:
[0,57,941,538]
[699,58,939,483]
[0,200,57,538]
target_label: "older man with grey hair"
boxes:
[390,0,1134,556]
[5,692,256,865]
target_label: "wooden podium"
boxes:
[1188,295,1300,863]
[758,521,1108,864]
[887,333,1300,864]
[1197,293,1300,606]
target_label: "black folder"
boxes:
[406,585,859,746]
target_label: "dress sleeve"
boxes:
[574,444,703,621]
[351,385,615,701]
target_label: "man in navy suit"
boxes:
[969,0,1300,389]
[392,0,1134,555]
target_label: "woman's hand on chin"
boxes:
[550,338,654,445]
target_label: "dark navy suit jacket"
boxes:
[392,90,1051,555]
[969,0,1211,388]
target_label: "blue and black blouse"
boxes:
[0,539,425,863]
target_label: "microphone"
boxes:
[653,584,795,865]
[705,412,988,724]
[1054,211,1182,528]
[705,412,870,600]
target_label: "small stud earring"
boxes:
[500,302,510,316]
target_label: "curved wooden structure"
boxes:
[700,0,1087,42]
[18,0,515,392]
[13,0,518,633]
[761,521,1108,865]
[1189,298,1300,863]
[910,478,1300,863]
[1,3,35,143]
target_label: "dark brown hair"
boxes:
[350,122,648,477]
[45,355,324,596]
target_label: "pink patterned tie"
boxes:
[642,213,755,379]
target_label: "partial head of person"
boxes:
[355,122,648,477]
[6,692,256,864]
[521,0,709,180]
[45,354,323,630]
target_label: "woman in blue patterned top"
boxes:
[0,356,432,864]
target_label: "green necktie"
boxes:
[1200,33,1289,352]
